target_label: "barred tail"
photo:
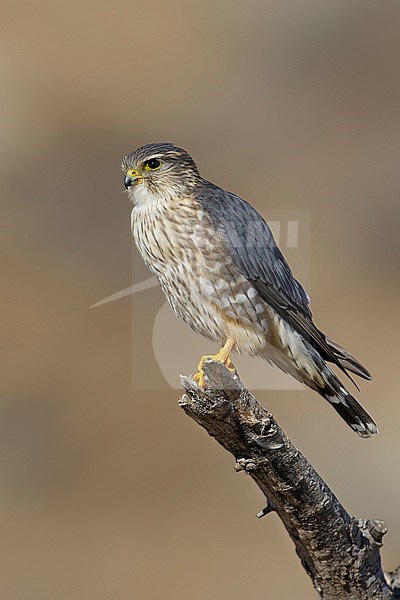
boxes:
[319,369,378,438]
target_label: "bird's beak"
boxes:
[124,169,142,189]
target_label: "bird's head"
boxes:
[122,142,201,205]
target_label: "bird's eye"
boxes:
[145,158,162,171]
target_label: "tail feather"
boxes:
[325,337,372,381]
[319,369,378,438]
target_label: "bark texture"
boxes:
[179,360,398,599]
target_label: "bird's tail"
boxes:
[316,365,378,438]
[325,336,372,381]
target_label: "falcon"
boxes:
[122,142,378,438]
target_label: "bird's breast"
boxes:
[131,196,217,277]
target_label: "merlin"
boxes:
[122,142,377,438]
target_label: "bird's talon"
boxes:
[225,358,236,373]
[192,368,206,388]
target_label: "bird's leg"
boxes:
[213,337,236,370]
[197,338,236,371]
[193,338,236,387]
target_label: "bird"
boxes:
[122,142,378,438]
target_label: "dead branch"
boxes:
[179,360,398,599]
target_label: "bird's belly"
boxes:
[157,264,271,355]
[156,260,229,342]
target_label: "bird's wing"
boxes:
[197,183,350,373]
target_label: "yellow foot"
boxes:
[192,367,207,388]
[192,339,236,388]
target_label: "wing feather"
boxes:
[197,183,353,378]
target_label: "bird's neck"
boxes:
[128,180,192,209]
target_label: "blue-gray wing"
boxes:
[198,182,312,316]
[197,182,347,369]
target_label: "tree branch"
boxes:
[179,360,397,599]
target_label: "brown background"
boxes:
[2,1,399,598]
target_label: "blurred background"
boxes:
[1,0,400,597]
